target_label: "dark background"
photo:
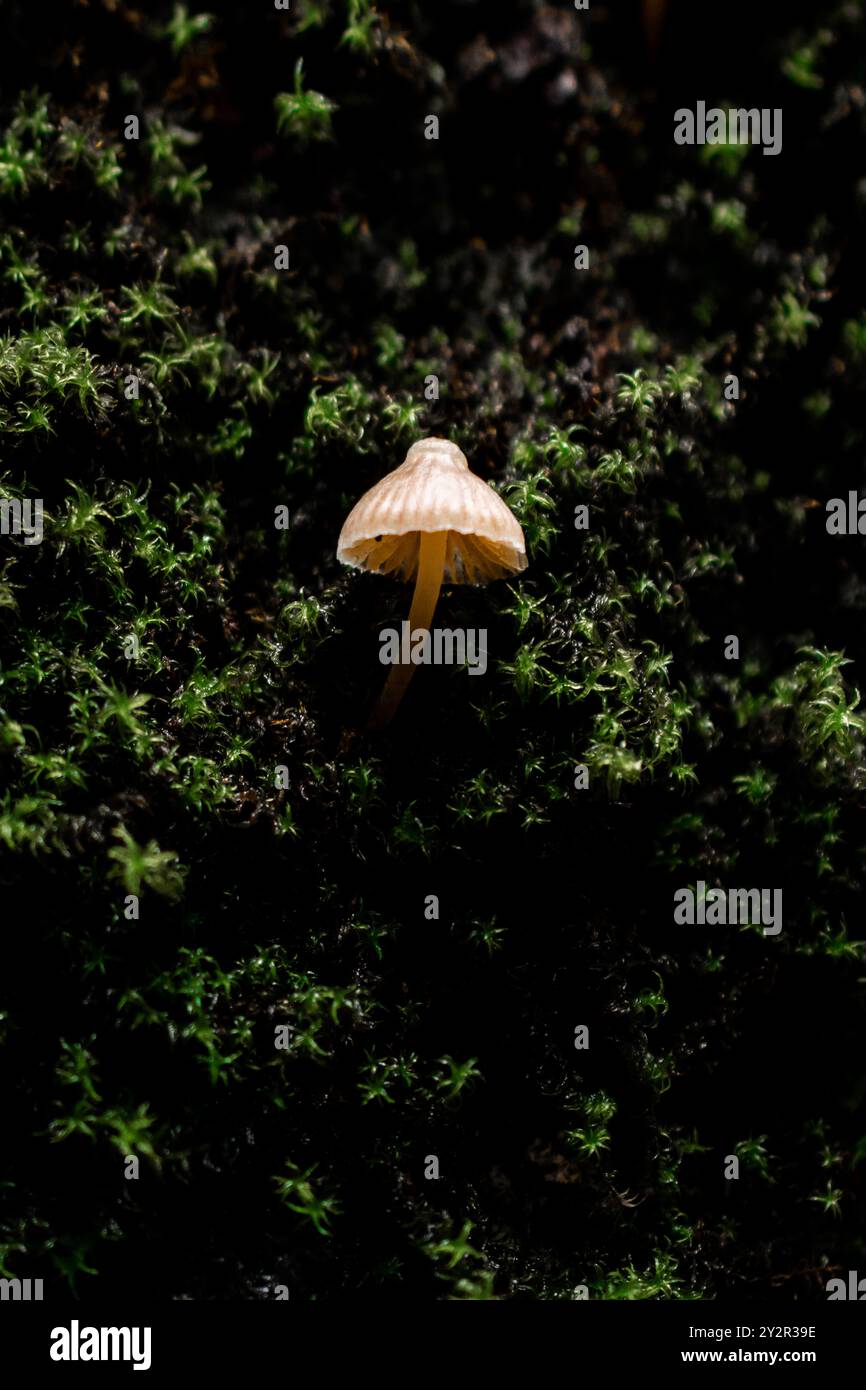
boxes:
[0,0,864,1300]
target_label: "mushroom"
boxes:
[337,437,527,729]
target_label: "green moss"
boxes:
[0,0,865,1303]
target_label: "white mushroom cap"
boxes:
[337,437,528,585]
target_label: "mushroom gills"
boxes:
[342,530,524,585]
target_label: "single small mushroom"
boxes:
[337,437,527,729]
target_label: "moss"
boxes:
[0,0,865,1301]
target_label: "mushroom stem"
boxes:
[367,530,448,730]
[641,0,668,53]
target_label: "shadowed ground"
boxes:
[0,0,864,1299]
